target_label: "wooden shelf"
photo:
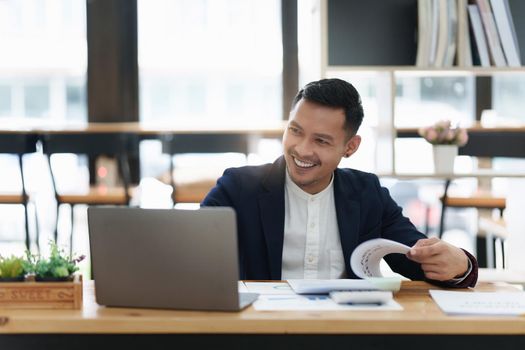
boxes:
[317,0,525,174]
[326,66,525,75]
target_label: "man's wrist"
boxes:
[449,257,473,284]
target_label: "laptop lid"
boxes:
[88,206,254,311]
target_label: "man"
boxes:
[202,78,477,287]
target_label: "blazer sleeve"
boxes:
[201,168,238,207]
[375,182,427,281]
[373,176,478,288]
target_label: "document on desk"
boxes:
[244,282,295,295]
[430,290,525,316]
[350,238,411,279]
[253,294,403,311]
[238,281,248,293]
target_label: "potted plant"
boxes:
[0,255,27,282]
[418,120,469,174]
[25,242,85,282]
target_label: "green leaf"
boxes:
[0,256,27,278]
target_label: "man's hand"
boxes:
[406,237,469,281]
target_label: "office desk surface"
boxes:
[0,281,523,335]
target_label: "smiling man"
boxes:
[202,78,477,287]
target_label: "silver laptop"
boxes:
[87,206,258,311]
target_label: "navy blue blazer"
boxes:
[202,156,477,287]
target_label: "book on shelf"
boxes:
[468,4,491,66]
[429,0,440,65]
[457,0,473,66]
[416,0,462,67]
[416,0,433,66]
[490,0,521,66]
[415,0,522,67]
[475,0,507,66]
[444,0,458,66]
[434,0,455,67]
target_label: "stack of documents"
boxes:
[287,278,401,294]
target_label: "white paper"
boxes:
[244,282,295,295]
[253,294,403,311]
[350,238,411,278]
[287,278,401,294]
[430,290,525,316]
[238,281,248,293]
[329,290,393,305]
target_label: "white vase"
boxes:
[432,145,458,174]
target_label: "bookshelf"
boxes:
[322,0,525,69]
[312,0,525,175]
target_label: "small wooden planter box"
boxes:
[0,274,83,309]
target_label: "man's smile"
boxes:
[292,155,318,169]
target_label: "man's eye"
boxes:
[317,138,329,145]
[289,127,300,134]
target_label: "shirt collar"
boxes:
[285,169,334,201]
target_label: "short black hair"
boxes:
[291,78,364,136]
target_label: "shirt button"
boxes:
[310,222,315,228]
[307,256,314,263]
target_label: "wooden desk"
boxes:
[0,121,286,137]
[0,121,286,154]
[0,281,523,349]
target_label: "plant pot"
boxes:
[433,145,458,174]
[35,275,73,282]
[0,276,25,282]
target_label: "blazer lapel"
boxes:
[334,170,361,278]
[258,156,286,280]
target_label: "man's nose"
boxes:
[294,138,315,156]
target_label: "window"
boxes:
[492,72,525,124]
[0,0,87,256]
[394,74,476,174]
[324,72,385,173]
[0,0,87,121]
[0,84,10,116]
[138,0,283,123]
[395,74,475,128]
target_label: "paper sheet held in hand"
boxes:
[350,238,411,278]
[288,239,410,294]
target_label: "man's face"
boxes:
[282,99,361,194]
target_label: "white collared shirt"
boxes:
[281,171,346,280]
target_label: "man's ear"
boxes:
[343,135,361,158]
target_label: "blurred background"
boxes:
[1,0,524,277]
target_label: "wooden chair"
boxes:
[42,132,139,252]
[0,133,38,250]
[438,179,506,268]
[438,179,507,235]
[161,133,249,204]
